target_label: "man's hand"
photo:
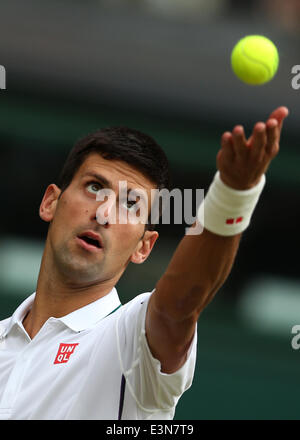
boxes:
[217,106,289,190]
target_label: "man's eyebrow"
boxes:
[82,172,112,188]
[82,171,148,200]
[128,188,148,204]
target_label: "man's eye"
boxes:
[121,200,136,211]
[86,181,103,194]
[124,200,137,210]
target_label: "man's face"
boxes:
[40,153,158,286]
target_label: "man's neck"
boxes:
[22,240,124,339]
[23,262,119,339]
[22,282,115,340]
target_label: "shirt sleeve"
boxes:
[116,290,197,413]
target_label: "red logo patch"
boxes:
[226,216,243,225]
[54,343,79,364]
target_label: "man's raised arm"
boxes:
[146,106,289,374]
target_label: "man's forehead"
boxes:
[78,153,156,191]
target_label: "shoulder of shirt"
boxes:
[120,290,154,310]
[0,317,11,334]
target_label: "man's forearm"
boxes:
[153,228,242,322]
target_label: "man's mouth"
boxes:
[76,232,103,252]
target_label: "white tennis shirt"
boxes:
[0,288,197,420]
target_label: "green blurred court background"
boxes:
[1,0,300,419]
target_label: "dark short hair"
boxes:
[57,126,172,230]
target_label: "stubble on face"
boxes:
[49,228,106,285]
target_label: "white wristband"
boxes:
[197,171,266,236]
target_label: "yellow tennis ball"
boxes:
[231,35,279,85]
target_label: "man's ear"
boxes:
[130,230,159,264]
[39,184,62,223]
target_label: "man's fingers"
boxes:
[217,132,234,165]
[217,108,288,189]
[268,106,289,123]
[249,122,267,158]
[221,132,234,154]
[231,125,247,157]
[265,118,279,156]
[268,106,289,137]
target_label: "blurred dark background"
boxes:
[1,0,300,419]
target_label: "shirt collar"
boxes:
[57,287,121,332]
[2,287,121,336]
[1,293,35,338]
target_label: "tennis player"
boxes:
[0,106,288,420]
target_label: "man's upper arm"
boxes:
[145,287,198,374]
[117,291,197,413]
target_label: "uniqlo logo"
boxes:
[226,216,243,225]
[54,343,79,364]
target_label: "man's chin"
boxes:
[55,254,103,284]
[60,266,103,286]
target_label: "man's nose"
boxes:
[94,207,111,226]
[95,189,116,226]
